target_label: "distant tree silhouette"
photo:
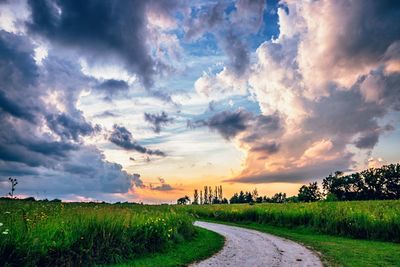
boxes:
[8,177,18,198]
[177,195,190,205]
[298,182,322,202]
[322,164,400,200]
[193,189,199,204]
[204,186,208,204]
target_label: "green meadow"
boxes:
[1,199,400,266]
[184,200,400,242]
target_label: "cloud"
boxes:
[0,146,144,199]
[144,111,174,133]
[95,79,129,97]
[26,0,182,88]
[92,111,119,118]
[109,124,166,156]
[188,109,252,140]
[46,113,100,142]
[194,67,248,100]
[149,177,177,191]
[226,0,400,184]
[185,0,265,76]
[0,30,145,200]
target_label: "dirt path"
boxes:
[191,221,323,267]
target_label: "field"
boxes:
[0,201,200,266]
[1,199,400,266]
[184,200,400,242]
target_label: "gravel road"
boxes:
[191,221,323,267]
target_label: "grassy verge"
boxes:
[109,226,224,267]
[203,219,400,267]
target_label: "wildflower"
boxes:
[0,223,3,227]
[4,211,10,214]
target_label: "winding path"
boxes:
[191,221,323,267]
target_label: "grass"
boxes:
[203,219,400,267]
[184,200,400,242]
[0,201,196,266]
[109,226,224,267]
[2,199,400,266]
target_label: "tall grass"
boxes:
[184,200,400,242]
[0,201,195,266]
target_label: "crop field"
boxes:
[0,201,195,266]
[184,200,400,242]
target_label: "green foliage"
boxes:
[323,164,400,200]
[183,200,400,242]
[0,201,195,266]
[298,182,322,202]
[111,227,224,267]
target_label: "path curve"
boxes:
[191,221,323,267]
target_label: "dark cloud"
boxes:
[27,0,180,88]
[148,88,176,104]
[222,29,250,76]
[95,79,129,97]
[331,1,400,67]
[144,111,174,133]
[188,109,282,144]
[46,113,100,142]
[0,90,36,122]
[354,131,380,149]
[0,30,39,122]
[109,124,166,156]
[225,154,354,184]
[250,142,280,154]
[207,110,252,139]
[93,111,119,118]
[150,183,174,191]
[0,30,145,200]
[241,114,282,143]
[0,146,144,198]
[149,177,176,191]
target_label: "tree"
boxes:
[271,192,286,203]
[208,186,212,204]
[200,190,203,205]
[8,177,18,198]
[244,191,253,203]
[204,186,208,204]
[298,182,322,202]
[238,191,245,203]
[322,164,400,201]
[230,193,239,204]
[193,189,199,205]
[177,195,190,205]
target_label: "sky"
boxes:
[0,0,399,203]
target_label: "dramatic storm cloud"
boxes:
[0,0,399,202]
[109,125,165,156]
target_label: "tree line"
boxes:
[179,163,400,204]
